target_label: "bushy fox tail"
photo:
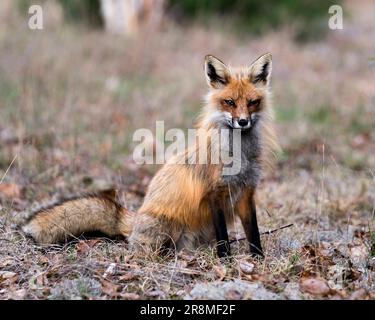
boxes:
[21,190,134,244]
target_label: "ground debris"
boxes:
[185,280,282,300]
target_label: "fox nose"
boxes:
[238,119,249,127]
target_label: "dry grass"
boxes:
[0,0,375,299]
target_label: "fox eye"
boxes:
[224,99,235,107]
[248,99,261,108]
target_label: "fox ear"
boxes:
[249,53,272,86]
[205,55,230,89]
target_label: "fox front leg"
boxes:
[248,197,263,257]
[209,195,231,258]
[239,192,264,257]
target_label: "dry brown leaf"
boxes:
[145,289,165,298]
[213,264,226,280]
[77,239,100,255]
[251,274,269,282]
[101,280,120,297]
[0,271,17,280]
[177,252,196,266]
[300,277,330,295]
[38,255,50,265]
[0,258,14,268]
[120,292,140,300]
[225,289,243,300]
[0,183,21,198]
[119,273,137,282]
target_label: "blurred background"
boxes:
[0,0,374,207]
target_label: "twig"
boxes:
[229,223,294,244]
[0,154,18,184]
[265,208,272,218]
[261,223,294,235]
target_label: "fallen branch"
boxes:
[260,223,294,235]
[229,223,294,244]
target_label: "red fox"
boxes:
[22,53,278,258]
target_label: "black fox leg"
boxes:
[248,198,263,256]
[210,197,231,258]
[239,194,264,257]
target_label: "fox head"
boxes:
[201,53,272,130]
